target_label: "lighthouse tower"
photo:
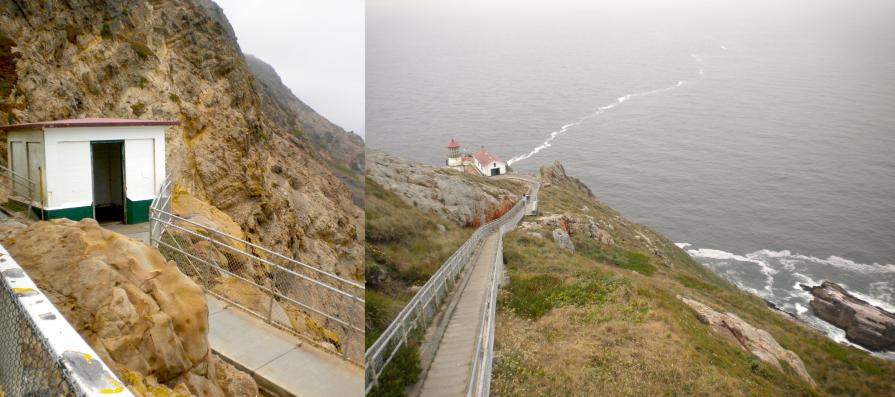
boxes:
[446,139,463,171]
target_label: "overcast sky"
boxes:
[215,0,365,137]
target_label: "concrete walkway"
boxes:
[419,232,500,397]
[105,222,364,396]
[103,222,150,244]
[207,296,363,397]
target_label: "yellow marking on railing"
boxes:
[99,379,125,394]
[12,287,35,295]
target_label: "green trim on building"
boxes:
[44,205,93,221]
[126,198,152,224]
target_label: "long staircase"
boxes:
[365,174,538,396]
[419,232,500,396]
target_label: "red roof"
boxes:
[447,139,460,149]
[473,148,503,166]
[0,118,180,131]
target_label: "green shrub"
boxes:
[368,344,422,397]
[130,102,146,116]
[503,271,624,319]
[101,23,113,39]
[130,42,154,60]
[504,274,563,318]
[574,237,656,275]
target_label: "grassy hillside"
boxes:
[365,172,527,396]
[492,168,895,396]
[365,177,473,345]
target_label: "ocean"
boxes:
[367,0,895,355]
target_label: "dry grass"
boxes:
[492,177,895,396]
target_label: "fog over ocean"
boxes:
[367,0,895,355]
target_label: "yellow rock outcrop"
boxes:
[3,219,257,397]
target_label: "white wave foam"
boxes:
[754,249,895,274]
[505,78,689,165]
[848,289,895,314]
[794,303,808,315]
[506,51,709,166]
[687,247,776,295]
[675,242,691,249]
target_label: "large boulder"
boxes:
[551,228,575,252]
[803,281,895,351]
[678,296,816,387]
[2,219,257,396]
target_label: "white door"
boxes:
[26,142,43,204]
[10,141,28,198]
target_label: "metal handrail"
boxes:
[154,209,363,301]
[468,183,531,396]
[148,177,364,363]
[467,237,502,397]
[364,180,537,394]
[0,163,38,218]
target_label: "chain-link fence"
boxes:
[0,164,37,219]
[364,182,537,394]
[0,245,133,397]
[149,178,365,364]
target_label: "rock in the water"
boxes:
[678,296,816,387]
[3,219,258,396]
[803,281,895,351]
[552,228,575,252]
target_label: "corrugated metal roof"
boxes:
[0,118,180,131]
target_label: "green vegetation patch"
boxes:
[130,41,154,60]
[574,236,656,275]
[367,344,422,397]
[503,271,626,319]
[130,102,146,116]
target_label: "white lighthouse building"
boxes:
[446,138,464,171]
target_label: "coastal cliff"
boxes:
[366,152,895,397]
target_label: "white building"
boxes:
[472,147,506,176]
[1,118,177,224]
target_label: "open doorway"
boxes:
[91,141,125,223]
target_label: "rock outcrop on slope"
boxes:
[803,281,895,351]
[678,296,816,387]
[0,0,362,282]
[540,160,594,196]
[2,219,257,397]
[245,54,364,206]
[366,149,520,226]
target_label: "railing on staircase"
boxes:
[0,164,38,218]
[148,178,365,364]
[365,181,537,394]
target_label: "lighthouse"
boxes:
[446,139,463,171]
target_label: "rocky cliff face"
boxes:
[804,281,895,351]
[0,0,362,281]
[2,218,258,396]
[245,54,364,206]
[366,149,520,226]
